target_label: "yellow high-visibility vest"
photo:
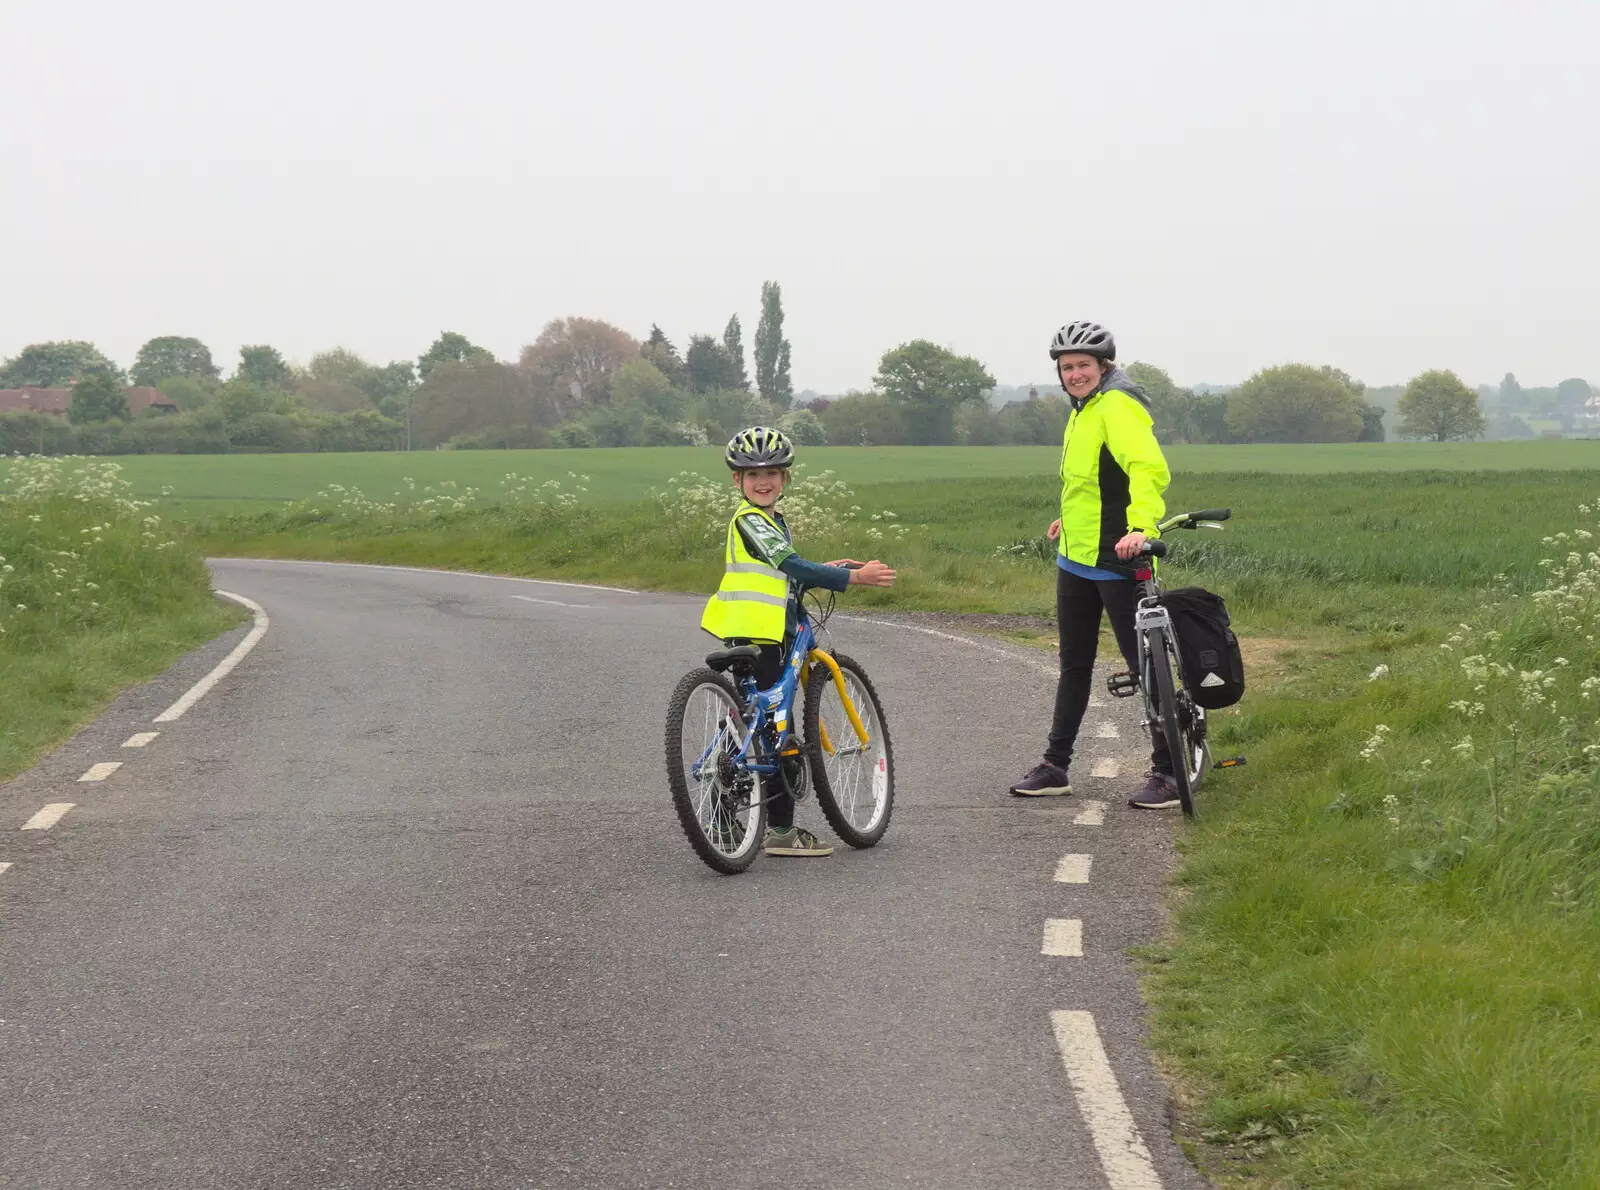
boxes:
[701,501,790,642]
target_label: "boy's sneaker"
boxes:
[763,826,834,857]
[1009,762,1072,797]
[1128,771,1181,810]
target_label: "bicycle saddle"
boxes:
[705,645,762,673]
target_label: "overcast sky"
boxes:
[3,0,1596,392]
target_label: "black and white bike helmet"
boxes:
[725,425,796,470]
[1049,321,1117,362]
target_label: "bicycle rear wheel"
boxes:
[1145,626,1197,817]
[802,652,894,848]
[665,668,766,874]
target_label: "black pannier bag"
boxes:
[1156,587,1245,709]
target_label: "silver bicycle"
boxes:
[1105,508,1232,817]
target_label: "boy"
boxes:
[702,426,895,855]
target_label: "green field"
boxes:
[5,440,1595,517]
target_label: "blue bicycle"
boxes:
[665,589,894,874]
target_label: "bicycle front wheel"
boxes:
[802,652,894,848]
[665,668,766,874]
[1146,626,1197,817]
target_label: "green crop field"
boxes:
[3,439,1595,518]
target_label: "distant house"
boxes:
[0,385,180,416]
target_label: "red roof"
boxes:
[0,385,180,416]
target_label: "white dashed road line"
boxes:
[122,732,160,748]
[1090,757,1120,778]
[1073,800,1107,826]
[154,591,269,723]
[1094,722,1120,739]
[77,762,122,782]
[1054,854,1093,884]
[510,594,594,609]
[1041,918,1084,957]
[1051,1010,1164,1189]
[21,804,76,831]
[0,862,12,876]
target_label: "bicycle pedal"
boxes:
[1212,756,1247,770]
[780,747,800,757]
[1106,671,1140,699]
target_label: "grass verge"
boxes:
[192,464,1600,1184]
[1,460,242,784]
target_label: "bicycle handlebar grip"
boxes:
[1145,539,1169,558]
[1193,508,1232,521]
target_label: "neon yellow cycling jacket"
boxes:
[1058,378,1171,573]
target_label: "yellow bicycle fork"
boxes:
[798,649,871,756]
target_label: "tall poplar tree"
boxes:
[754,281,793,407]
[722,315,749,390]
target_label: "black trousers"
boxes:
[1045,566,1172,776]
[726,640,795,830]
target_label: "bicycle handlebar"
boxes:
[1142,508,1232,559]
[1157,508,1232,533]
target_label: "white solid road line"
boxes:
[154,591,269,723]
[122,732,160,748]
[77,762,122,782]
[239,558,644,596]
[1041,918,1084,957]
[510,594,594,610]
[21,804,76,831]
[1090,757,1120,778]
[1054,854,1093,884]
[842,617,1060,679]
[1074,800,1107,826]
[1051,1011,1164,1190]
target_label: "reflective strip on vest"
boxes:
[700,502,791,642]
[725,561,787,580]
[711,590,788,606]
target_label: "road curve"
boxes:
[0,558,1208,1190]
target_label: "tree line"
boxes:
[3,290,1585,454]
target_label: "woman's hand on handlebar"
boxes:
[1114,531,1148,561]
[843,560,896,588]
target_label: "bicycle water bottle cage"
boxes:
[705,645,761,676]
[1106,670,1141,699]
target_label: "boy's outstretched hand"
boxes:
[831,559,895,588]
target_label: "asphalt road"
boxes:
[0,559,1210,1190]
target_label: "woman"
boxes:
[1008,320,1180,809]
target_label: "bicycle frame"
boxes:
[1130,564,1178,736]
[690,606,871,805]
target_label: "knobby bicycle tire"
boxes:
[801,652,894,848]
[665,668,766,874]
[1146,626,1197,818]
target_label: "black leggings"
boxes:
[1044,567,1172,776]
[727,640,794,830]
